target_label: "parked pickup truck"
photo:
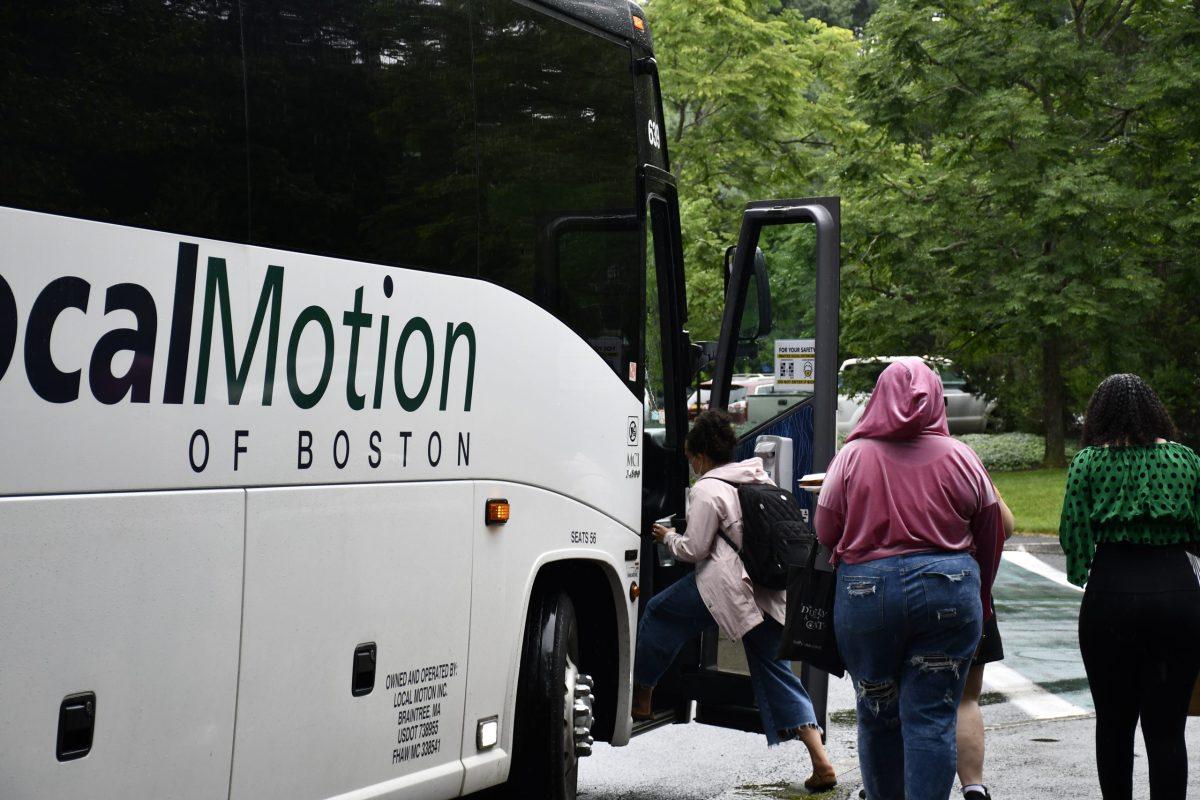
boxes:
[836,356,995,436]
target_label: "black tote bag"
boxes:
[777,540,845,678]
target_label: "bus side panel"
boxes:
[458,482,638,795]
[0,491,244,800]
[231,483,472,800]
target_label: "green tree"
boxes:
[782,0,881,31]
[849,0,1200,463]
[646,0,861,343]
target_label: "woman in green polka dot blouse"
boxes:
[1059,373,1200,800]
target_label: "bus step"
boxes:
[630,709,677,737]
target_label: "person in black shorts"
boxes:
[956,491,1014,800]
[956,614,1005,800]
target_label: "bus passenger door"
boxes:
[685,197,841,734]
[637,168,696,729]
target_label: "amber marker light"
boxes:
[485,498,510,525]
[629,582,640,602]
[632,15,645,31]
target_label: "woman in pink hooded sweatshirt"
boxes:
[816,359,1003,800]
[633,410,837,791]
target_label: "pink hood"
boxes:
[820,358,1004,618]
[847,358,949,442]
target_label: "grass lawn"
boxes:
[992,468,1068,534]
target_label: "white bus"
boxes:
[0,2,840,799]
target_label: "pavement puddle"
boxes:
[828,709,857,725]
[733,782,795,798]
[733,781,841,799]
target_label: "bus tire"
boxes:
[504,589,594,800]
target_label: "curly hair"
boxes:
[685,409,737,465]
[1081,373,1178,447]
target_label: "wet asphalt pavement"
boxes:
[579,537,1200,799]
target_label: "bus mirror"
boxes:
[690,339,718,381]
[738,248,772,342]
[723,246,735,293]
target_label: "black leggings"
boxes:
[1079,587,1200,799]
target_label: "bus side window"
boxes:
[473,0,643,398]
[241,1,477,277]
[0,3,248,242]
[644,198,671,433]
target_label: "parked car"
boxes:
[644,388,665,428]
[732,373,775,393]
[687,381,750,423]
[836,356,995,436]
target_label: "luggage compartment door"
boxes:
[0,490,245,800]
[231,483,472,800]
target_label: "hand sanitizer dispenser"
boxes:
[754,435,793,491]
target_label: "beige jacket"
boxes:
[663,457,787,641]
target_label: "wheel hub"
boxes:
[565,662,595,757]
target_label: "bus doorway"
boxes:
[638,197,840,737]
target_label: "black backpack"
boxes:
[702,478,817,591]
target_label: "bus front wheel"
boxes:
[505,589,595,800]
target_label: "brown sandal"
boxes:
[803,772,838,793]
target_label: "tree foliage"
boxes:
[850,0,1200,461]
[783,0,881,31]
[649,0,1200,457]
[646,0,860,340]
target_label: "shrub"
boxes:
[955,432,1079,472]
[836,431,1078,471]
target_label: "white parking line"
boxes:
[982,662,1090,720]
[986,549,1091,720]
[1002,549,1084,593]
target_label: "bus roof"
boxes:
[535,0,649,44]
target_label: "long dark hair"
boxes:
[1081,373,1178,447]
[685,409,737,464]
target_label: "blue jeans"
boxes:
[634,573,818,745]
[834,552,982,800]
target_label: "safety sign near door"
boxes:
[774,339,815,391]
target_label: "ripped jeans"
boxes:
[833,552,982,800]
